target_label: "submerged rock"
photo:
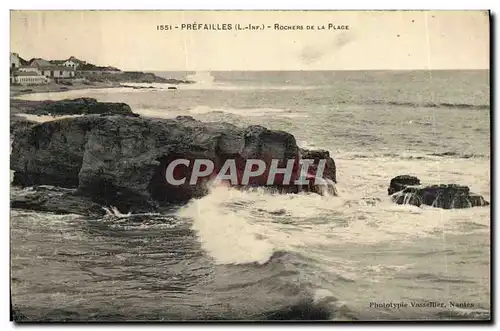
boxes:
[11,114,337,214]
[388,175,489,209]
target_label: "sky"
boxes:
[10,10,489,71]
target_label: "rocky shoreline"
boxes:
[10,98,489,216]
[10,98,139,138]
[10,82,174,130]
[10,99,337,215]
[12,97,138,117]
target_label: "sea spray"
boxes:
[186,71,216,87]
[177,183,275,265]
[102,206,132,217]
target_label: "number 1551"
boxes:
[157,25,172,30]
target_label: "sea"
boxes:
[10,70,491,321]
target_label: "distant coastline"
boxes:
[10,53,195,99]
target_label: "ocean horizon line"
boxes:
[145,68,489,73]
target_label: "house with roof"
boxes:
[49,56,86,69]
[29,58,52,67]
[62,56,86,69]
[29,58,76,79]
[44,66,76,79]
[10,53,21,68]
[10,53,28,69]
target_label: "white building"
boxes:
[62,56,86,69]
[29,59,76,78]
[11,71,48,85]
[39,66,76,78]
[63,60,79,69]
[18,66,40,73]
[10,53,21,68]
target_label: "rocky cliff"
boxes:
[11,114,337,214]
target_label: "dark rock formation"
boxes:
[94,71,193,84]
[388,175,489,209]
[388,175,420,195]
[37,98,137,116]
[120,84,156,90]
[11,186,105,216]
[11,114,337,214]
[298,148,337,195]
[11,306,28,322]
[10,116,36,136]
[10,98,138,117]
[299,148,336,183]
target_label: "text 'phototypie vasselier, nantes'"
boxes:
[156,23,349,31]
[369,302,475,309]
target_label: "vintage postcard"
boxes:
[9,10,490,322]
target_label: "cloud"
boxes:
[299,33,354,65]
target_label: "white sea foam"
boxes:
[177,183,275,265]
[175,155,490,265]
[13,88,133,101]
[186,71,215,86]
[102,206,132,218]
[15,113,84,123]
